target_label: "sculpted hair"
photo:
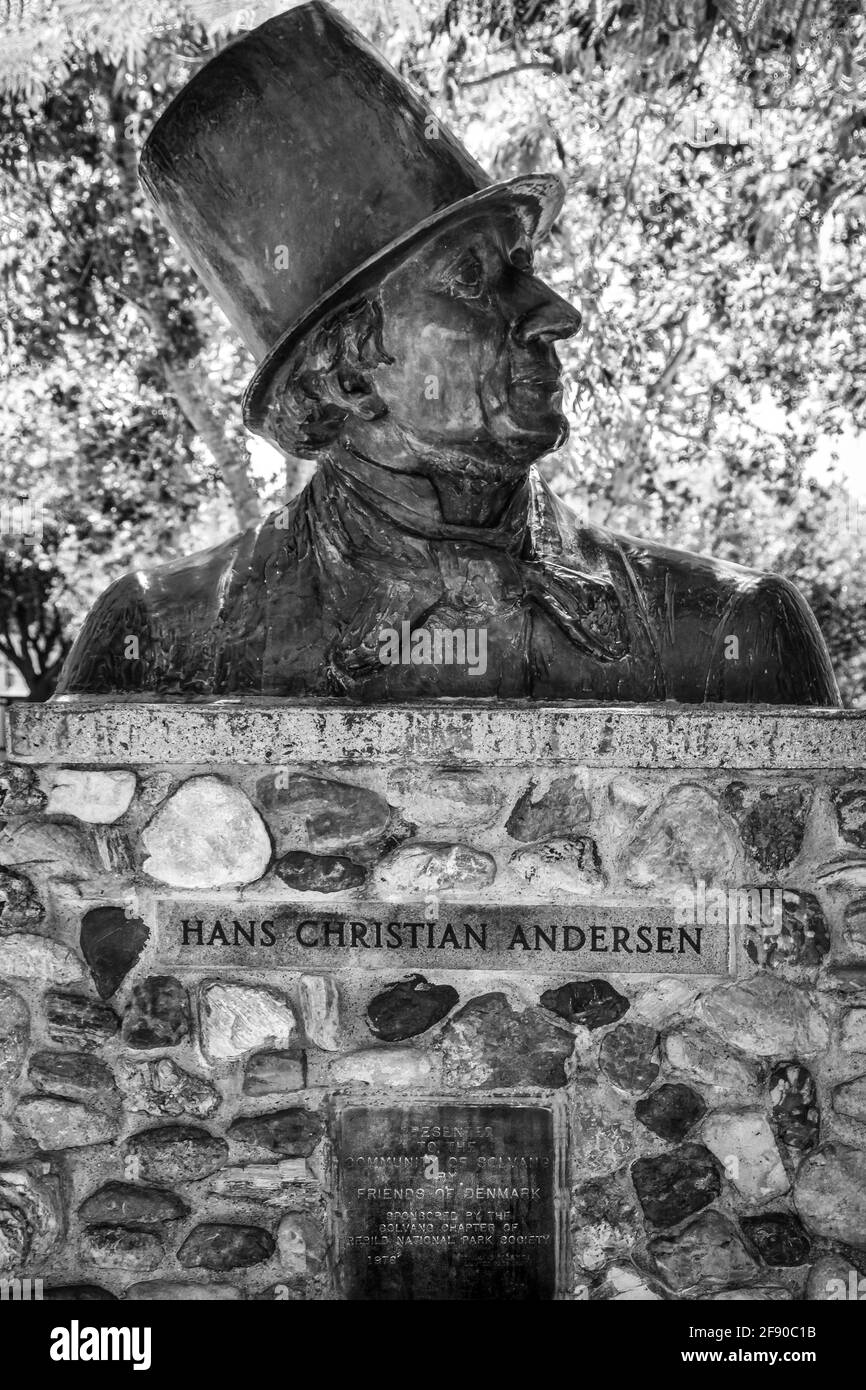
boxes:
[266,296,393,457]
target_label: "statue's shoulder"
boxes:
[530,473,840,705]
[55,528,256,695]
[55,487,316,696]
[530,469,766,603]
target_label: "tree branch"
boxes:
[457,60,557,88]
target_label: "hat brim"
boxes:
[242,172,565,438]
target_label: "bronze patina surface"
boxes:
[56,3,840,705]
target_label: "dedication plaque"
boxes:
[335,1103,565,1301]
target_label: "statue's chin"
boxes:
[489,395,569,462]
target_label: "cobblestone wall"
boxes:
[1,704,864,1301]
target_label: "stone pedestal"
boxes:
[1,702,864,1300]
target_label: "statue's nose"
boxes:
[512,276,582,346]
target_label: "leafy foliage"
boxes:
[0,522,70,700]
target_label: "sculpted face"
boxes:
[363,210,582,468]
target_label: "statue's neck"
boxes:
[321,442,530,534]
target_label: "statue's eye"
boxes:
[509,245,533,272]
[448,252,485,298]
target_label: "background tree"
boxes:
[1,0,864,701]
[0,524,70,701]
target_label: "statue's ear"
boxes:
[264,297,392,456]
[301,298,391,422]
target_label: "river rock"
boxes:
[701,1109,788,1201]
[844,896,866,949]
[832,1074,866,1121]
[142,775,272,887]
[78,1181,189,1227]
[0,866,44,930]
[274,850,366,893]
[539,978,629,1030]
[723,782,810,872]
[505,776,591,841]
[625,783,741,889]
[27,1050,116,1105]
[0,1164,65,1268]
[595,1265,662,1301]
[122,975,190,1048]
[0,933,83,986]
[569,1080,637,1178]
[17,1095,118,1148]
[178,1223,275,1271]
[124,1125,228,1184]
[607,779,652,839]
[79,906,149,998]
[631,978,700,1027]
[778,890,830,968]
[700,976,829,1056]
[228,1108,322,1158]
[243,1051,305,1096]
[366,975,458,1041]
[0,1197,31,1270]
[440,993,574,1088]
[664,1027,760,1096]
[635,1084,706,1142]
[329,1049,436,1089]
[648,1211,757,1294]
[805,1253,862,1300]
[126,1280,243,1300]
[80,1225,163,1271]
[298,974,341,1050]
[206,1160,308,1204]
[795,1144,866,1247]
[598,1021,659,1094]
[197,981,296,1062]
[740,1212,811,1266]
[276,1213,324,1276]
[43,989,119,1050]
[509,837,604,893]
[832,786,866,848]
[259,773,391,850]
[743,889,830,970]
[0,984,29,1091]
[572,1176,640,1272]
[376,841,496,895]
[828,963,866,988]
[0,765,45,814]
[387,766,504,830]
[45,769,136,824]
[768,1062,819,1158]
[0,820,94,875]
[631,1145,721,1227]
[840,1009,866,1052]
[115,1057,220,1119]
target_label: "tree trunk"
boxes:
[163,363,262,531]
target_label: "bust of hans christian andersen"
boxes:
[56,3,840,705]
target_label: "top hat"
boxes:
[140,1,565,444]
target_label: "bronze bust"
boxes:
[56,3,839,705]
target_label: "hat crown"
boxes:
[140,1,491,359]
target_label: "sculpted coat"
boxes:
[57,462,837,703]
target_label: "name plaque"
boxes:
[334,1103,565,1301]
[155,900,733,974]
